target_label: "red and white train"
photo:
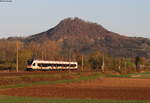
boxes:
[26,59,78,71]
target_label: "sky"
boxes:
[0,0,150,38]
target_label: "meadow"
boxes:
[0,71,149,103]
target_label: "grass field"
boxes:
[0,96,148,103]
[0,71,150,89]
[0,71,150,103]
[0,72,100,89]
[106,71,150,78]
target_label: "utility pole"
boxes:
[124,57,127,73]
[101,54,105,72]
[16,40,19,72]
[68,49,71,73]
[81,55,84,72]
[118,59,121,72]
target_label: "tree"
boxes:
[135,56,141,72]
[88,51,102,70]
[18,49,33,70]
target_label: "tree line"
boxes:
[0,39,150,73]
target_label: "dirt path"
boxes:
[0,77,150,100]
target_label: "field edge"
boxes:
[0,96,148,103]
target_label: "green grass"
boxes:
[0,72,100,89]
[0,73,149,103]
[1,71,150,90]
[106,71,150,78]
[106,74,131,78]
[1,71,150,89]
[0,96,148,103]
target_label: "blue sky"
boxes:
[0,0,150,38]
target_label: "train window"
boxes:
[62,64,66,67]
[53,64,57,67]
[50,64,54,67]
[48,64,53,66]
[38,64,42,67]
[57,64,62,67]
[33,63,35,66]
[43,64,46,67]
[37,63,77,67]
[42,64,49,67]
[70,64,76,67]
[63,64,69,67]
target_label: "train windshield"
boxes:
[27,59,33,65]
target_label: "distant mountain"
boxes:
[24,17,150,58]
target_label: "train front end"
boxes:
[26,59,34,71]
